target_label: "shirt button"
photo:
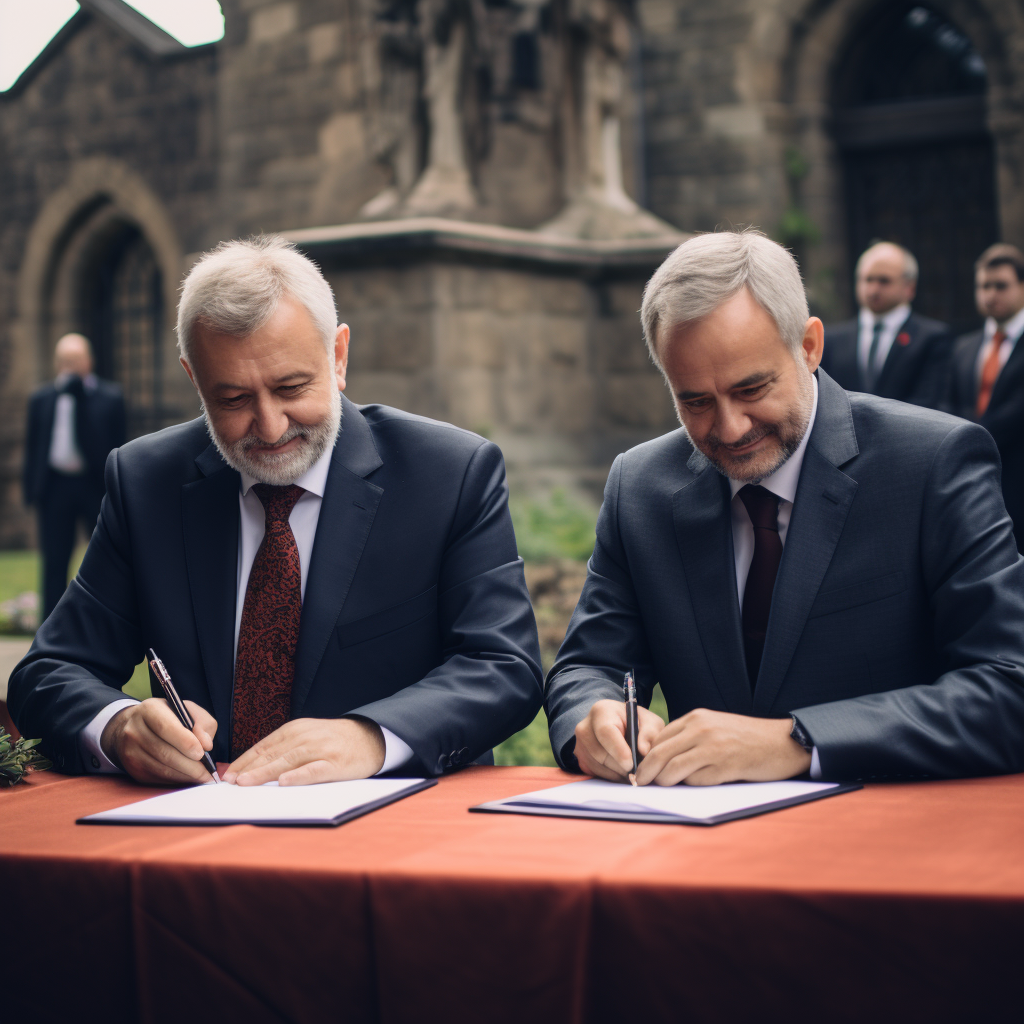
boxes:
[91,756,100,769]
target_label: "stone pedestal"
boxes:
[285,217,686,498]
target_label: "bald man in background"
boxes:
[820,242,951,409]
[22,334,126,618]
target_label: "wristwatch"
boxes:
[789,716,814,753]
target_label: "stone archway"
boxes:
[9,157,192,434]
[757,0,1024,319]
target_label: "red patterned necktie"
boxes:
[739,484,783,690]
[231,483,305,759]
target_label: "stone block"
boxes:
[308,21,342,63]
[605,374,677,429]
[250,4,299,43]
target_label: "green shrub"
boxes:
[510,490,597,562]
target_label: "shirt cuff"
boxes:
[809,746,822,780]
[79,698,139,773]
[377,726,415,775]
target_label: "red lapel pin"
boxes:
[897,331,911,346]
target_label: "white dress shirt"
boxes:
[48,372,98,474]
[728,376,822,778]
[857,303,911,384]
[975,303,1024,386]
[80,440,414,775]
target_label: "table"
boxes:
[3,767,1022,1023]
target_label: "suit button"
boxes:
[91,756,100,769]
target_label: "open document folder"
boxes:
[471,778,860,826]
[79,777,436,827]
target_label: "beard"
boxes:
[205,389,342,486]
[691,371,814,484]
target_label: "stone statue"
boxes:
[361,0,479,218]
[540,0,677,239]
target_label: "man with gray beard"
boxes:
[9,236,543,784]
[545,229,1024,784]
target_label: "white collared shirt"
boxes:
[48,372,98,474]
[975,304,1024,386]
[80,437,413,776]
[857,303,911,384]
[729,376,818,605]
[726,376,822,778]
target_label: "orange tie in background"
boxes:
[977,329,1008,417]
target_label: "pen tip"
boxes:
[628,774,637,787]
[212,771,222,784]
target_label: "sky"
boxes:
[0,1,225,91]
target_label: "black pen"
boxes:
[623,668,639,786]
[147,648,220,783]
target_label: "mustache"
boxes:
[234,424,309,453]
[703,424,775,454]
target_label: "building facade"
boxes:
[1,0,1021,545]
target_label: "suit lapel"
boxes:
[753,371,859,714]
[874,314,916,396]
[291,397,384,714]
[181,444,240,726]
[673,452,752,714]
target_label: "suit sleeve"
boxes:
[346,441,544,776]
[543,456,657,770]
[7,448,147,772]
[794,422,1024,779]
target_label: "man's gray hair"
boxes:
[855,241,919,282]
[177,235,337,360]
[640,229,809,364]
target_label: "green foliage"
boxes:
[0,728,51,786]
[0,550,38,604]
[510,490,597,563]
[495,709,557,767]
[779,206,821,247]
[783,145,810,182]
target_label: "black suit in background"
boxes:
[9,396,543,776]
[820,312,951,409]
[545,370,1024,781]
[947,328,1024,551]
[22,376,126,618]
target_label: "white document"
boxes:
[79,777,434,827]
[488,778,849,825]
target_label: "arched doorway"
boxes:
[77,222,166,439]
[832,4,999,332]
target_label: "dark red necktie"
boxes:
[231,483,305,759]
[739,484,783,689]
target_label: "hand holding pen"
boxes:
[98,652,220,786]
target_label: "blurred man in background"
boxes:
[22,333,126,619]
[947,244,1024,551]
[820,242,950,408]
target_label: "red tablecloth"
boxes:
[3,766,1022,1023]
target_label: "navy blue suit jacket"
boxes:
[545,371,1024,781]
[10,396,543,776]
[22,377,126,504]
[820,312,952,410]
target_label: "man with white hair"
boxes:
[10,236,543,784]
[819,241,951,409]
[545,229,1024,784]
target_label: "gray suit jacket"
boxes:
[545,370,1024,781]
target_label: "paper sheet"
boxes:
[81,777,430,825]
[504,778,842,822]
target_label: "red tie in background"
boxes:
[977,329,1008,417]
[739,484,783,690]
[231,483,305,760]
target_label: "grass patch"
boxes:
[0,550,39,605]
[510,490,597,563]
